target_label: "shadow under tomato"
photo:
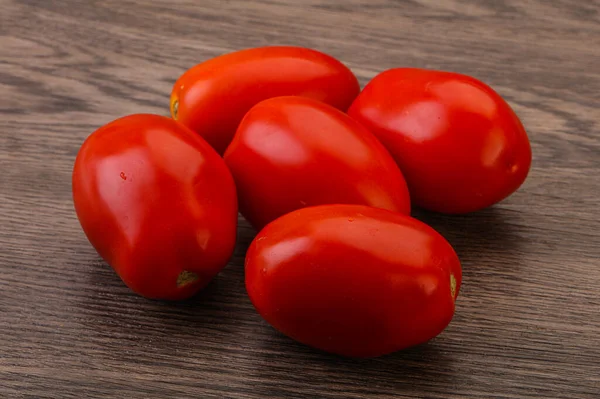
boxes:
[244,331,456,397]
[74,215,257,362]
[411,205,526,285]
[411,205,523,261]
[76,255,257,364]
[411,205,528,343]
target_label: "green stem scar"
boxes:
[177,270,198,287]
[171,98,179,120]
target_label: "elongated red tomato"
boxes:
[246,204,462,358]
[349,68,532,214]
[170,46,360,154]
[224,96,411,230]
[72,114,238,300]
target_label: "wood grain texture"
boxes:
[1,0,599,397]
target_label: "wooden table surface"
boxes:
[2,0,599,398]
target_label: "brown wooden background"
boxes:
[1,0,599,398]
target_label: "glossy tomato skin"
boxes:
[246,204,461,358]
[223,96,411,230]
[171,46,360,154]
[348,68,532,214]
[72,114,238,300]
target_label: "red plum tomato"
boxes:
[245,204,462,358]
[223,96,411,230]
[348,68,532,214]
[72,114,238,300]
[171,46,361,154]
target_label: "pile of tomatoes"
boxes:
[72,46,532,358]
